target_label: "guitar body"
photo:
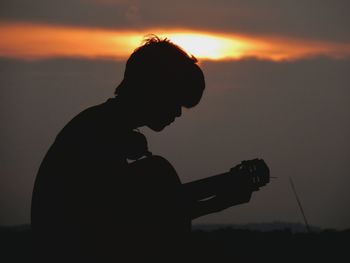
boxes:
[125,155,192,233]
[118,155,192,259]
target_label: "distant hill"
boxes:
[0,222,323,233]
[193,221,323,233]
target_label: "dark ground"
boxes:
[0,224,348,262]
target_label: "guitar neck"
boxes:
[182,171,232,201]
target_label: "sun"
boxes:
[156,32,251,60]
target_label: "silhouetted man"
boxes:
[31,36,269,262]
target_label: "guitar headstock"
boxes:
[230,158,270,190]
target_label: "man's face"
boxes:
[145,96,183,132]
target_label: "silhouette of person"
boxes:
[31,36,269,262]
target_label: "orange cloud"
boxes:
[1,22,350,61]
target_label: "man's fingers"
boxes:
[256,159,270,184]
[240,159,270,186]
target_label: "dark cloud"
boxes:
[1,0,350,42]
[1,57,349,228]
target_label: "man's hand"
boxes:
[214,158,270,209]
[231,158,270,190]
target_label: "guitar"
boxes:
[124,131,270,219]
[127,155,270,220]
[121,156,270,263]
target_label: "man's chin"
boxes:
[147,122,169,132]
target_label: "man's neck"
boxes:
[108,96,148,130]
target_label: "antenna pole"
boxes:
[289,177,311,233]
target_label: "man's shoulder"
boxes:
[69,100,110,126]
[57,98,126,141]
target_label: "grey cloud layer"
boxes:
[1,0,350,41]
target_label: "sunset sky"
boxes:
[1,22,350,61]
[1,0,350,230]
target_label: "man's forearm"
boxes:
[189,189,253,219]
[183,172,231,201]
[190,196,232,219]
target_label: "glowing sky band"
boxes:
[1,22,350,61]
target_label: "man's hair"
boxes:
[115,35,205,108]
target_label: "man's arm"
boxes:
[189,187,253,219]
[183,159,269,219]
[183,172,255,219]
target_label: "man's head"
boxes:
[115,35,205,131]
